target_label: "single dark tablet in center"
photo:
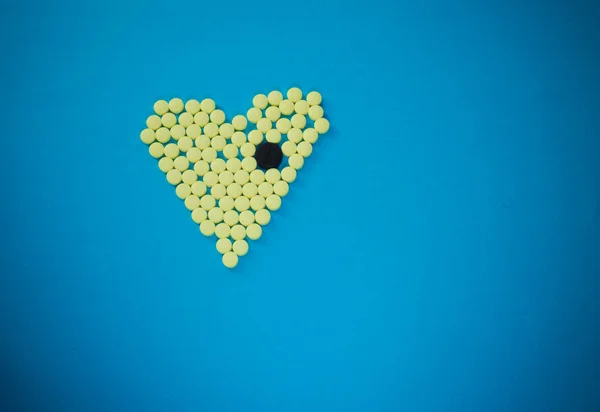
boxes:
[254,142,283,170]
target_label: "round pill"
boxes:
[240,142,256,158]
[191,181,207,196]
[234,196,250,212]
[226,158,242,173]
[287,87,302,102]
[158,157,174,173]
[291,114,306,129]
[200,98,216,113]
[234,170,249,185]
[249,170,265,185]
[185,99,201,114]
[169,98,184,114]
[265,106,281,121]
[254,142,283,170]
[241,157,257,172]
[211,135,227,151]
[256,118,272,133]
[178,136,193,152]
[210,158,226,174]
[219,123,234,138]
[250,195,265,211]
[203,123,219,138]
[220,197,235,212]
[248,130,264,145]
[164,143,179,159]
[147,115,162,130]
[184,195,200,211]
[202,147,217,162]
[308,105,324,121]
[247,107,262,123]
[232,115,248,130]
[265,129,281,144]
[200,195,216,210]
[222,252,238,268]
[227,183,243,198]
[140,128,155,144]
[208,207,224,223]
[294,100,309,115]
[223,144,238,159]
[215,223,230,239]
[303,128,318,144]
[273,180,289,196]
[203,171,218,187]
[178,112,193,127]
[200,220,215,236]
[279,99,294,115]
[182,169,197,184]
[194,112,209,126]
[171,124,186,140]
[174,156,189,171]
[154,100,169,115]
[246,224,262,240]
[297,141,313,157]
[287,128,303,143]
[231,132,247,147]
[281,141,297,157]
[255,209,271,225]
[210,109,225,125]
[211,184,227,199]
[253,93,269,109]
[195,135,210,150]
[223,209,239,225]
[242,182,258,198]
[258,182,273,197]
[267,90,283,106]
[288,154,304,170]
[265,168,281,184]
[239,210,255,226]
[192,208,207,223]
[219,171,234,186]
[186,147,202,163]
[216,238,232,254]
[233,240,248,256]
[162,113,176,128]
[194,160,209,176]
[230,225,246,241]
[155,127,171,143]
[175,183,191,199]
[281,166,297,183]
[276,118,292,134]
[306,91,322,106]
[149,142,164,158]
[314,118,330,134]
[266,194,281,211]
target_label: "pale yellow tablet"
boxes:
[256,118,272,133]
[240,142,256,158]
[186,147,202,163]
[202,147,218,162]
[302,128,318,144]
[265,168,281,184]
[175,183,191,199]
[234,196,250,212]
[193,160,209,177]
[155,127,171,143]
[200,220,215,236]
[147,115,162,130]
[226,183,243,198]
[149,142,164,158]
[281,141,297,157]
[203,123,219,138]
[153,100,169,116]
[247,107,262,123]
[234,170,249,185]
[200,98,216,113]
[241,157,257,172]
[171,124,186,140]
[239,210,255,226]
[215,223,230,239]
[223,144,239,159]
[178,112,194,127]
[178,136,193,152]
[276,118,292,134]
[308,105,324,121]
[203,172,219,189]
[258,182,273,198]
[287,128,303,143]
[297,141,313,157]
[288,154,304,170]
[211,135,227,151]
[254,209,271,226]
[191,181,207,196]
[194,112,209,126]
[140,128,155,144]
[223,209,239,225]
[248,130,263,145]
[210,158,226,174]
[246,223,262,240]
[267,90,283,106]
[233,240,248,256]
[186,124,201,138]
[169,98,184,114]
[195,135,210,150]
[266,106,281,121]
[249,169,265,185]
[181,169,197,185]
[232,115,248,131]
[192,208,207,224]
[291,114,306,129]
[266,130,281,144]
[174,156,190,171]
[253,93,269,109]
[266,194,281,211]
[287,87,302,102]
[210,109,226,125]
[306,91,322,106]
[294,100,309,115]
[158,157,174,173]
[211,184,227,200]
[281,166,297,183]
[208,207,224,223]
[273,180,289,197]
[164,143,179,159]
[314,118,330,134]
[219,170,234,186]
[231,131,247,147]
[226,158,242,173]
[185,99,201,114]
[161,113,177,128]
[250,195,265,211]
[200,194,216,210]
[230,224,246,241]
[222,252,238,268]
[184,195,200,211]
[242,182,258,198]
[219,123,234,138]
[216,238,232,254]
[279,99,294,115]
[220,197,235,213]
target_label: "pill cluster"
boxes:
[140,88,330,268]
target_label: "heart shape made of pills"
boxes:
[140,88,330,268]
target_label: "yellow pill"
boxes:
[281,141,296,156]
[186,147,202,163]
[186,124,201,138]
[234,196,250,212]
[230,224,246,240]
[222,252,238,268]
[250,195,265,211]
[182,169,197,184]
[202,147,218,162]
[171,124,186,140]
[194,160,209,177]
[265,168,281,184]
[204,172,219,189]
[200,194,216,210]
[178,112,194,127]
[281,166,297,183]
[297,141,313,157]
[240,142,256,158]
[287,128,303,143]
[249,169,265,185]
[204,123,219,138]
[247,107,262,123]
[149,142,164,158]
[303,128,318,144]
[266,194,281,211]
[215,223,230,239]
[201,98,216,113]
[279,99,294,115]
[246,223,262,240]
[248,130,263,145]
[308,105,324,121]
[220,197,235,213]
[169,98,184,114]
[234,170,250,185]
[155,127,171,143]
[276,118,292,134]
[211,135,227,151]
[158,157,174,173]
[192,208,207,224]
[242,182,258,198]
[184,195,200,211]
[208,207,224,223]
[294,100,309,115]
[256,118,272,133]
[223,209,239,225]
[223,144,238,159]
[178,137,193,152]
[219,171,234,186]
[216,238,232,254]
[273,181,289,196]
[233,240,248,256]
[291,114,306,129]
[266,129,281,143]
[226,158,242,173]
[154,100,169,115]
[315,118,330,134]
[227,183,243,198]
[210,158,226,173]
[164,143,179,159]
[242,157,257,172]
[147,115,162,130]
[231,132,246,147]
[258,182,273,197]
[267,90,283,106]
[287,87,302,102]
[253,93,269,109]
[266,106,281,121]
[162,113,177,128]
[191,181,207,196]
[175,183,191,199]
[166,170,181,185]
[200,220,215,236]
[288,154,304,170]
[140,128,155,144]
[239,210,255,226]
[195,135,210,150]
[255,209,271,225]
[194,112,209,126]
[211,184,227,199]
[210,109,225,125]
[306,91,322,106]
[185,99,201,114]
[174,156,189,171]
[219,123,234,138]
[232,115,248,131]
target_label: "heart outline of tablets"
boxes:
[140,90,330,268]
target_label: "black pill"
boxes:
[254,142,283,170]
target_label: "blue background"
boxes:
[1,1,599,411]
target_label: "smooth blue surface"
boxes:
[1,1,599,411]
